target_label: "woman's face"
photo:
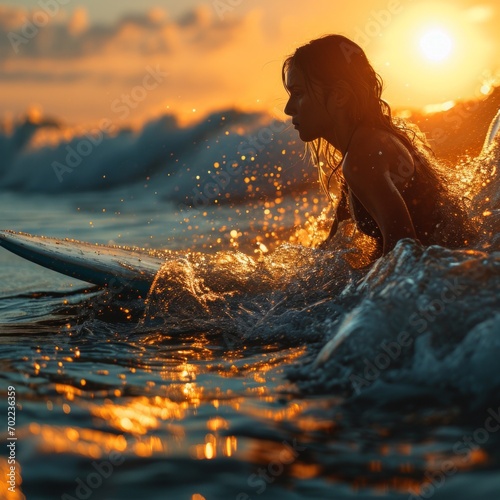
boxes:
[284,65,332,142]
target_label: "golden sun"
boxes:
[419,28,454,62]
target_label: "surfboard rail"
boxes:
[482,108,500,154]
[0,230,166,295]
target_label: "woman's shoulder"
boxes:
[345,125,400,167]
[352,124,408,153]
[350,125,414,166]
[345,124,415,186]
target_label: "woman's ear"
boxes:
[330,80,352,108]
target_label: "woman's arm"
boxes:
[342,145,417,254]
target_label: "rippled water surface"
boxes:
[1,129,500,500]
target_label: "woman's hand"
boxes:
[316,218,340,249]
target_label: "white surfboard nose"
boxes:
[482,108,500,154]
[0,230,164,295]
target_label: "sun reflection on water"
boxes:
[13,300,496,500]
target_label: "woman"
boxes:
[282,34,474,255]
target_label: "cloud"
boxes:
[0,5,244,60]
[0,1,498,125]
[465,5,495,23]
[68,7,89,36]
[0,4,269,124]
[0,69,87,83]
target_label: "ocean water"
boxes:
[1,106,500,500]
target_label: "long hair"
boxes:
[282,34,474,247]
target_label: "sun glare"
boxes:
[371,1,494,108]
[419,28,454,62]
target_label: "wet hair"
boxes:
[282,34,475,247]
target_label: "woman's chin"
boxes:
[293,124,321,142]
[297,129,312,142]
[299,131,317,142]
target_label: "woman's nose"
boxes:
[284,98,294,116]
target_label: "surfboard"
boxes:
[482,108,500,154]
[0,230,167,295]
[1,108,498,296]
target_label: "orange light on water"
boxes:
[290,462,322,480]
[90,396,186,435]
[29,423,127,457]
[190,433,238,460]
[207,417,229,432]
[204,441,214,460]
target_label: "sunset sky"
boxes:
[1,0,499,126]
